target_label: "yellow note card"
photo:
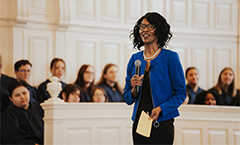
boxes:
[136,110,153,138]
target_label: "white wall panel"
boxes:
[170,45,189,71]
[77,39,97,67]
[28,31,53,86]
[192,47,210,89]
[192,0,211,29]
[66,128,91,144]
[101,41,121,67]
[98,128,120,145]
[148,0,166,16]
[102,0,121,22]
[171,0,189,27]
[76,0,96,21]
[233,130,240,145]
[214,48,231,84]
[28,0,50,21]
[13,28,24,61]
[181,129,202,145]
[208,129,228,145]
[55,31,66,58]
[125,0,143,24]
[214,1,232,30]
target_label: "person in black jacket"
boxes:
[1,80,44,144]
[0,54,16,114]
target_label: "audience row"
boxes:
[0,57,124,113]
[184,67,240,106]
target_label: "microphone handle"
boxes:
[135,66,140,94]
[135,85,140,94]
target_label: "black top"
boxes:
[135,71,154,122]
[81,90,91,102]
[0,74,16,113]
[98,83,124,102]
[208,87,238,105]
[1,102,44,144]
[38,79,66,102]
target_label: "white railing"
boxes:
[41,98,240,145]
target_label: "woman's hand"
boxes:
[131,74,143,97]
[150,107,161,121]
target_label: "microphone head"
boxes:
[135,60,141,67]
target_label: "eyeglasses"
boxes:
[138,24,155,31]
[19,69,31,73]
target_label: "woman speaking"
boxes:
[124,12,186,145]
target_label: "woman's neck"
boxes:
[85,82,91,89]
[188,84,198,92]
[221,84,229,92]
[106,80,115,88]
[144,43,159,57]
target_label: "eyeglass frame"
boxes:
[138,24,156,31]
[18,69,31,73]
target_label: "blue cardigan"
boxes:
[124,49,186,122]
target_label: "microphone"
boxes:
[134,60,141,94]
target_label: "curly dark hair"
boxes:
[130,12,172,50]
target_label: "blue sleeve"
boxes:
[159,52,186,117]
[124,55,137,105]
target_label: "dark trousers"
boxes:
[132,119,174,145]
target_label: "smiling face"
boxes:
[186,68,199,86]
[220,69,234,86]
[139,19,158,45]
[204,93,216,105]
[9,86,30,109]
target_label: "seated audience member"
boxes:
[1,80,44,144]
[90,86,108,102]
[14,59,39,103]
[208,67,240,106]
[234,90,240,106]
[62,84,82,103]
[0,54,15,114]
[185,67,204,104]
[38,58,66,102]
[74,64,95,102]
[97,63,124,102]
[194,91,216,105]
